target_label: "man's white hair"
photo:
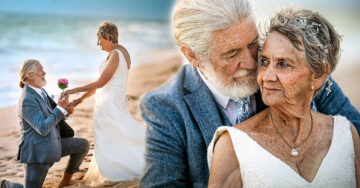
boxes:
[172,0,253,58]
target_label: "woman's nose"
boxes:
[261,65,277,82]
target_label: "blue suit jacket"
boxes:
[140,64,360,187]
[17,85,66,164]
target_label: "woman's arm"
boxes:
[209,132,242,188]
[71,89,96,107]
[65,50,120,94]
[350,123,360,188]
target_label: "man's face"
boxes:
[201,16,259,99]
[29,63,47,88]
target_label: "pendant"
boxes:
[290,148,299,158]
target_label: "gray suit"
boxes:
[2,85,89,188]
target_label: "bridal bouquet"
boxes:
[58,78,69,91]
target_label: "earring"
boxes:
[311,85,314,90]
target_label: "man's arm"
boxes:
[140,95,187,187]
[315,77,360,134]
[22,98,65,136]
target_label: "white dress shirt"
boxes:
[27,85,68,116]
[196,68,256,125]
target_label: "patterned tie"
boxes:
[230,96,254,124]
[41,89,51,107]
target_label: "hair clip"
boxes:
[325,78,333,96]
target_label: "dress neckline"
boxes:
[230,115,336,184]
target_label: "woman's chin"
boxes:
[262,96,282,107]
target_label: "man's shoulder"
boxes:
[21,88,37,104]
[141,64,194,106]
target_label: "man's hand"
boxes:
[65,103,75,117]
[58,93,69,109]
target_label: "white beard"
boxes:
[36,78,47,88]
[201,61,259,99]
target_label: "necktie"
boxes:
[230,96,254,124]
[41,89,51,107]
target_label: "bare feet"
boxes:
[57,174,73,188]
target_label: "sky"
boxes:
[0,0,359,21]
[0,0,177,21]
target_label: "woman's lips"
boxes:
[264,87,280,92]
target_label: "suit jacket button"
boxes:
[57,137,60,139]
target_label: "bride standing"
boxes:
[65,21,145,185]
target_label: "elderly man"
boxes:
[140,0,360,187]
[1,59,89,188]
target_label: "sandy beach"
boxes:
[0,49,359,187]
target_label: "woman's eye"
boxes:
[278,61,288,68]
[259,58,269,66]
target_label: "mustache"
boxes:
[233,70,255,78]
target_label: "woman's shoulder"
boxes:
[234,108,271,134]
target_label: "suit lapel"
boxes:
[25,85,53,113]
[183,65,229,146]
[43,89,57,109]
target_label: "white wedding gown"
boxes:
[208,115,357,188]
[83,49,145,186]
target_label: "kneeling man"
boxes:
[1,59,89,188]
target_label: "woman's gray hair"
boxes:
[97,21,119,44]
[172,0,253,58]
[19,59,40,88]
[267,7,341,78]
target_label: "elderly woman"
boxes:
[208,7,360,187]
[63,21,145,185]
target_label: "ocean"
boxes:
[0,12,174,108]
[1,2,359,108]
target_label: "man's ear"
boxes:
[313,62,330,90]
[180,45,200,67]
[26,72,34,81]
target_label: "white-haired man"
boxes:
[140,0,360,187]
[1,59,89,188]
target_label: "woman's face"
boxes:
[257,31,314,107]
[97,33,111,51]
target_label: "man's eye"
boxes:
[278,61,289,68]
[248,41,258,48]
[226,51,238,60]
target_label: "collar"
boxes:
[27,84,44,99]
[196,68,230,109]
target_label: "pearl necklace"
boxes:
[270,109,313,158]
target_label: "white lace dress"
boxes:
[208,115,357,188]
[83,49,145,186]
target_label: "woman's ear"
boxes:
[105,35,111,42]
[180,45,200,67]
[313,62,330,90]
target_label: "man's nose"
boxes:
[239,49,256,69]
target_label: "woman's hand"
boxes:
[68,99,82,108]
[63,89,77,96]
